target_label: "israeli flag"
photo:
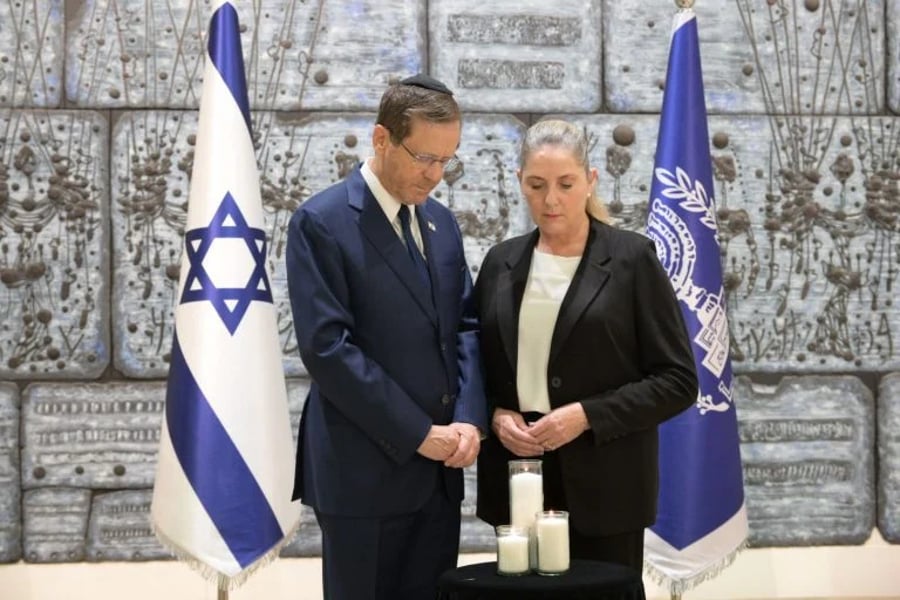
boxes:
[151,1,301,589]
[644,7,748,594]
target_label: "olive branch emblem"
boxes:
[654,167,716,231]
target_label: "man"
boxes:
[286,74,487,600]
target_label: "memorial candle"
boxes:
[536,510,569,575]
[495,525,530,575]
[508,459,543,569]
[509,471,543,528]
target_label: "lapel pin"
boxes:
[427,221,436,232]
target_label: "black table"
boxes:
[436,559,646,600]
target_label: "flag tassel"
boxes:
[152,519,302,591]
[644,539,747,596]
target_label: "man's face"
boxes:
[372,117,461,205]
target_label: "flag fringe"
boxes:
[151,518,303,591]
[643,539,747,595]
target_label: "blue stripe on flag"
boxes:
[207,3,252,134]
[166,333,284,567]
[654,405,745,548]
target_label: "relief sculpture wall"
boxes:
[0,0,899,565]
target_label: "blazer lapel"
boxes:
[350,170,438,326]
[549,221,611,364]
[497,230,539,372]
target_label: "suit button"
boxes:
[550,376,562,389]
[441,394,451,405]
[440,342,448,352]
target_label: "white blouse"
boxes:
[516,248,581,413]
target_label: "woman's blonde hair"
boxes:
[518,119,611,223]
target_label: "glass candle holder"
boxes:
[535,510,570,576]
[508,459,542,568]
[495,525,530,576]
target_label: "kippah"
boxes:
[399,73,454,96]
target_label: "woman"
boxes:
[474,119,698,570]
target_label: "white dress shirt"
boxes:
[361,159,425,256]
[516,248,581,413]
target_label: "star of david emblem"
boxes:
[180,192,273,335]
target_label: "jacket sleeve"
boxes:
[451,219,488,432]
[581,240,699,443]
[286,207,432,464]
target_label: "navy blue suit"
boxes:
[286,165,486,598]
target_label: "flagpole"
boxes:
[218,589,228,600]
[669,8,692,600]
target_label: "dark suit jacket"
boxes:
[474,218,697,536]
[286,166,487,517]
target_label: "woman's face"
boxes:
[519,145,597,241]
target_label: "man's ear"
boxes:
[372,124,390,151]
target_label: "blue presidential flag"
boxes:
[151,1,301,589]
[644,7,748,593]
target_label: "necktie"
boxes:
[398,206,432,290]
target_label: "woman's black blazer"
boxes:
[474,218,698,536]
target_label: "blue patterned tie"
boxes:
[398,206,432,290]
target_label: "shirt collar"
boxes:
[361,158,406,224]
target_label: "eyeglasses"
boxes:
[397,140,461,172]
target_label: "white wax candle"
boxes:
[509,472,543,529]
[536,517,570,573]
[496,534,530,574]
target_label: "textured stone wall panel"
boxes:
[734,376,874,546]
[429,1,601,112]
[0,383,21,562]
[887,0,900,113]
[21,383,164,490]
[110,110,202,378]
[0,1,63,107]
[558,113,900,372]
[701,114,900,371]
[66,0,424,110]
[878,373,900,542]
[461,464,493,552]
[0,110,110,379]
[606,0,883,114]
[86,490,171,561]
[442,114,529,276]
[23,487,91,562]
